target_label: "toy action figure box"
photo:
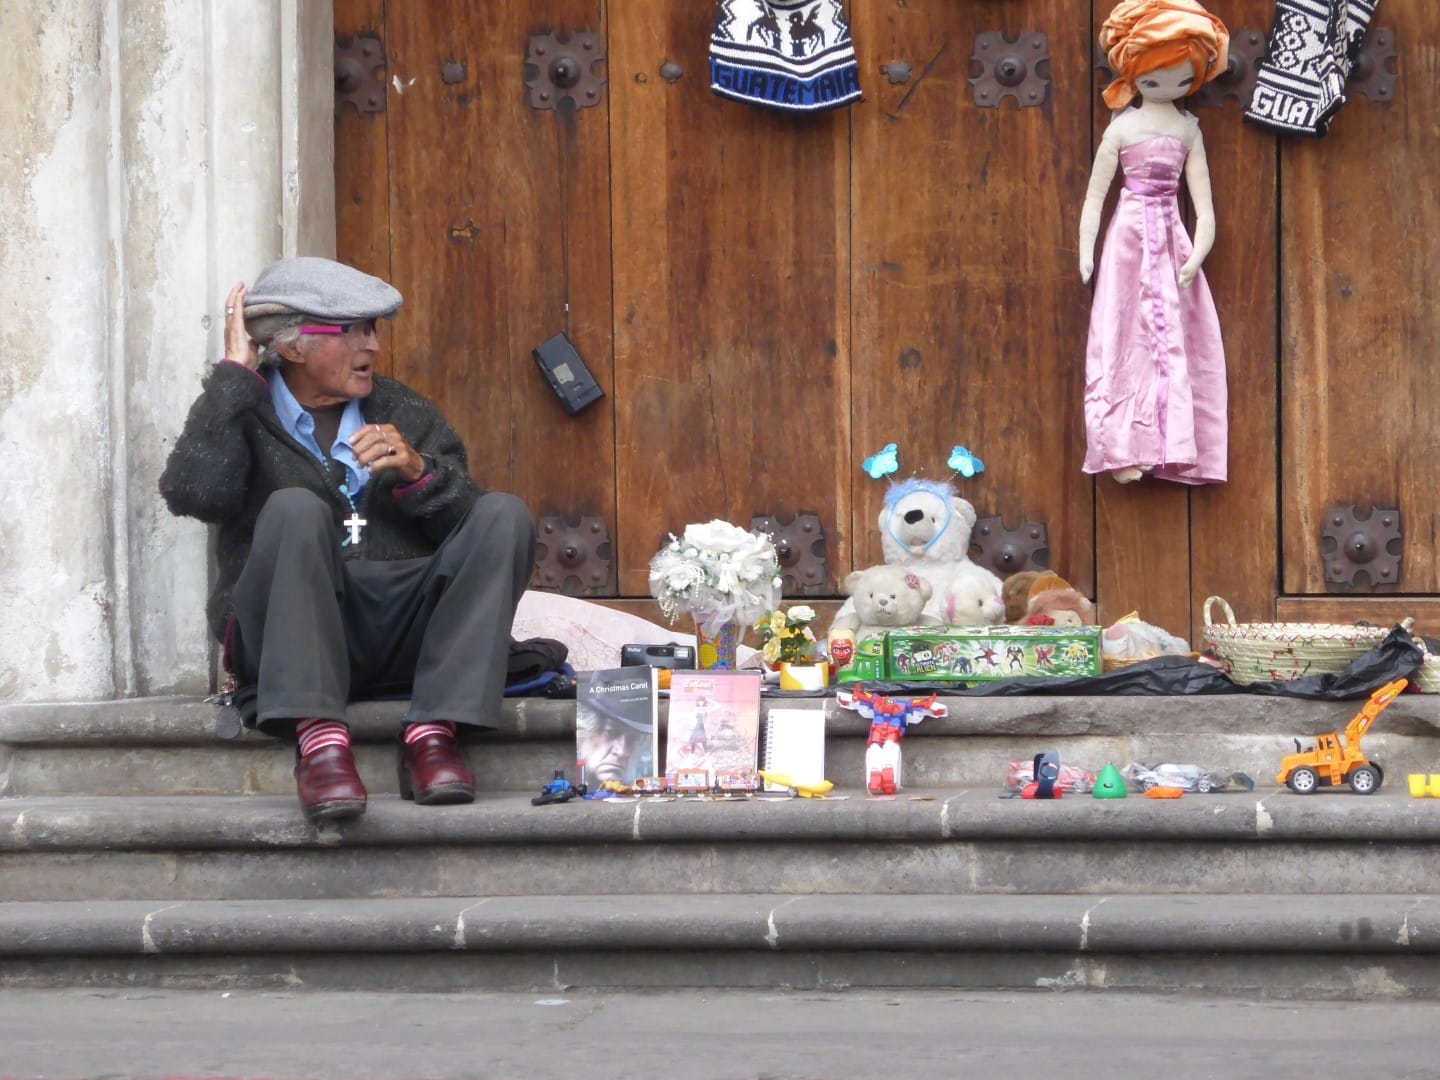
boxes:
[883,625,1103,681]
[835,635,888,683]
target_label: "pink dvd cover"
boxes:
[663,670,762,784]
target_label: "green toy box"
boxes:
[883,624,1103,681]
[836,635,887,683]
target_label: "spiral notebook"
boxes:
[760,707,827,791]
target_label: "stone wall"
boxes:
[0,0,333,703]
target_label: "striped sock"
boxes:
[296,718,350,757]
[403,720,457,745]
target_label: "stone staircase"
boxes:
[4,692,1440,996]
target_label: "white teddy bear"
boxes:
[942,566,1006,626]
[828,479,1003,654]
[827,565,940,668]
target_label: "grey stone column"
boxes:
[0,0,334,703]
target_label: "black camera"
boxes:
[620,643,696,669]
[533,332,603,415]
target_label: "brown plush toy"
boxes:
[1002,571,1042,624]
[1021,571,1098,628]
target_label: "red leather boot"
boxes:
[294,744,368,822]
[398,731,477,805]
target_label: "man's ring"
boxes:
[225,306,234,314]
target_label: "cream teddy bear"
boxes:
[826,564,940,669]
[942,565,1006,626]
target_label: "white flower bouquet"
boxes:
[648,519,783,631]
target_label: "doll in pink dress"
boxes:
[1078,0,1231,485]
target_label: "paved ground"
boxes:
[1,987,1438,1079]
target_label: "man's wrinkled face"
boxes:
[283,321,381,406]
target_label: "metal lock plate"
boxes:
[1192,28,1265,110]
[1347,27,1398,105]
[969,516,1050,577]
[1320,505,1402,589]
[751,512,828,596]
[968,31,1050,109]
[335,33,387,115]
[533,515,614,595]
[525,31,606,111]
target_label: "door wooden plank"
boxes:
[851,0,1095,598]
[609,0,852,597]
[1276,596,1440,637]
[334,0,390,282]
[1281,0,1440,595]
[1186,5,1281,645]
[1086,3,1185,638]
[379,3,616,550]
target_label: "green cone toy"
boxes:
[1092,762,1127,798]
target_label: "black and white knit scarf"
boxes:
[710,0,862,113]
[1245,0,1378,135]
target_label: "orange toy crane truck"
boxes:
[1275,678,1408,794]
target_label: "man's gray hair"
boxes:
[261,323,306,368]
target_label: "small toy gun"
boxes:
[532,770,586,806]
[758,770,835,798]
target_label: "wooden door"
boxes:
[333,0,1440,643]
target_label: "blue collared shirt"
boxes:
[265,367,369,499]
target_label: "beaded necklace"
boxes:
[339,479,365,546]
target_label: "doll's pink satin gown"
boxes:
[1083,133,1227,485]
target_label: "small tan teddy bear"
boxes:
[826,564,941,664]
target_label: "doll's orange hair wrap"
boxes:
[1100,0,1230,110]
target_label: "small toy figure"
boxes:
[1005,758,1095,794]
[1023,749,1063,799]
[532,770,586,805]
[835,685,948,795]
[1080,0,1231,486]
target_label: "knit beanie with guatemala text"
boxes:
[1245,0,1378,136]
[710,0,862,113]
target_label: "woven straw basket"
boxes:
[1201,596,1399,685]
[1413,638,1440,693]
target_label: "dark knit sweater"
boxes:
[159,362,483,641]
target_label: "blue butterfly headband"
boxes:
[862,443,985,481]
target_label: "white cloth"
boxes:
[513,591,757,673]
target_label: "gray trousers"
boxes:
[230,488,536,737]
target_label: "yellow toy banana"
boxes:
[758,770,834,798]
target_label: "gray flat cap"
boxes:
[243,256,403,324]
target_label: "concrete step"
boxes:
[3,892,1438,997]
[5,789,1440,901]
[5,694,1440,798]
